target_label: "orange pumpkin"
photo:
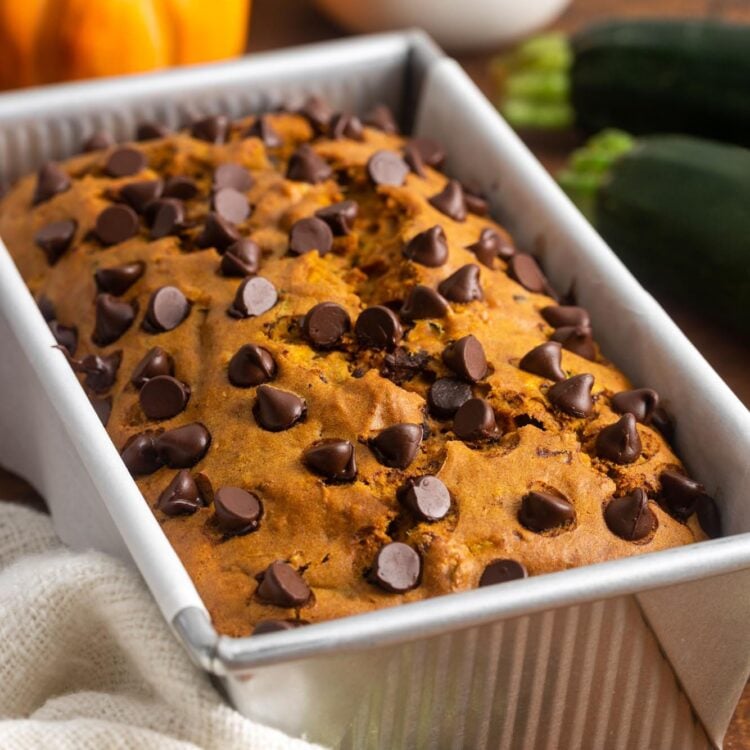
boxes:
[0,0,251,89]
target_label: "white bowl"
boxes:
[312,0,572,51]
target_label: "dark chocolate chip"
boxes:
[466,228,514,267]
[37,295,57,322]
[220,238,261,277]
[315,200,358,236]
[298,95,332,134]
[49,321,77,356]
[257,561,311,607]
[364,104,399,134]
[33,162,71,205]
[214,487,263,535]
[89,394,112,426]
[229,277,278,319]
[82,131,114,152]
[479,559,528,587]
[93,294,137,346]
[139,375,190,419]
[400,285,449,320]
[355,306,403,351]
[438,263,483,303]
[403,142,426,178]
[212,187,250,225]
[302,439,357,481]
[442,335,488,382]
[136,121,170,141]
[380,348,430,385]
[367,150,409,187]
[286,144,332,184]
[157,470,206,516]
[428,378,473,419]
[697,495,721,539]
[463,185,489,216]
[289,216,333,256]
[105,147,146,178]
[605,489,656,541]
[659,470,704,521]
[611,388,660,424]
[76,351,122,393]
[254,385,307,431]
[329,112,364,140]
[508,254,553,295]
[131,346,175,387]
[403,225,449,267]
[156,422,211,468]
[398,475,451,522]
[120,179,163,214]
[547,373,595,418]
[228,344,276,387]
[190,114,229,144]
[429,179,467,221]
[213,163,253,192]
[369,423,422,469]
[595,414,642,464]
[519,491,575,532]
[453,398,498,441]
[407,137,445,169]
[519,341,565,382]
[34,219,77,265]
[95,204,139,245]
[302,302,351,349]
[252,619,303,635]
[541,305,591,329]
[144,286,190,332]
[370,542,421,593]
[121,431,162,475]
[196,212,241,250]
[150,198,185,239]
[550,325,596,361]
[244,115,282,147]
[163,175,199,201]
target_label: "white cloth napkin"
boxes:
[0,501,323,750]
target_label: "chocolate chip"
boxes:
[120,179,163,214]
[163,175,199,200]
[95,204,139,245]
[220,238,261,277]
[121,431,162,475]
[541,305,591,329]
[407,137,445,169]
[252,619,304,635]
[550,325,596,361]
[315,200,358,236]
[229,277,278,319]
[82,131,114,152]
[519,491,575,532]
[697,495,721,538]
[403,142,426,178]
[150,198,185,239]
[93,294,137,346]
[403,225,449,267]
[136,121,170,141]
[131,347,175,387]
[659,470,704,521]
[595,414,642,464]
[196,212,241,250]
[611,388,659,424]
[157,470,206,516]
[254,385,307,431]
[355,306,403,351]
[605,489,656,541]
[442,335,487,382]
[364,104,399,134]
[298,95,332,134]
[400,285,449,320]
[367,150,409,187]
[302,439,357,481]
[144,286,190,332]
[49,321,77,356]
[369,424,422,469]
[547,373,594,417]
[508,254,553,295]
[76,351,122,393]
[257,561,311,607]
[429,179,467,221]
[453,398,498,441]
[213,163,253,192]
[479,559,528,587]
[398,475,451,522]
[286,144,332,184]
[213,187,250,225]
[139,375,190,419]
[519,341,565,382]
[105,147,146,178]
[467,228,514,267]
[228,344,276,387]
[214,487,263,535]
[34,219,77,265]
[370,542,421,593]
[428,378,472,419]
[289,216,333,256]
[463,184,489,216]
[37,295,56,322]
[90,395,112,426]
[244,115,282,147]
[438,263,483,303]
[329,112,364,140]
[33,162,71,205]
[302,302,351,349]
[190,114,229,144]
[156,422,211,468]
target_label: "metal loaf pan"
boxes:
[1,31,749,750]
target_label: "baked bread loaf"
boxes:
[0,99,719,637]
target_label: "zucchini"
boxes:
[493,20,750,145]
[559,131,750,335]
